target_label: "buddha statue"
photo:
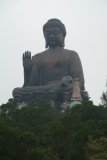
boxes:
[13,18,85,103]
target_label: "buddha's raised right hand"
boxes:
[23,51,32,72]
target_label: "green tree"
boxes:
[0,100,107,160]
[85,137,107,160]
[101,81,107,107]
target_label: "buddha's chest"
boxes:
[38,53,70,82]
[40,52,66,70]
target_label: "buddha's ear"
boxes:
[45,40,48,49]
[62,37,65,47]
[62,41,64,47]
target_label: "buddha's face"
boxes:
[44,26,64,48]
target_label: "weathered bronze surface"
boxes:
[13,19,85,103]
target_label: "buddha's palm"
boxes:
[23,51,32,72]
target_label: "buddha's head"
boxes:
[43,18,66,48]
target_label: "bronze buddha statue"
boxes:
[13,19,85,103]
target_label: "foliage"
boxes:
[101,91,107,107]
[101,81,107,107]
[0,100,107,160]
[85,137,107,160]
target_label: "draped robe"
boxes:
[13,47,85,102]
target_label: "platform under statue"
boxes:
[13,18,85,104]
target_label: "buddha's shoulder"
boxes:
[32,48,79,59]
[64,49,78,55]
[63,49,79,59]
[32,50,46,59]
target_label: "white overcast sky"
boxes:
[0,0,107,105]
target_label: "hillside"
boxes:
[0,101,107,160]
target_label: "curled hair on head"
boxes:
[43,18,66,37]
